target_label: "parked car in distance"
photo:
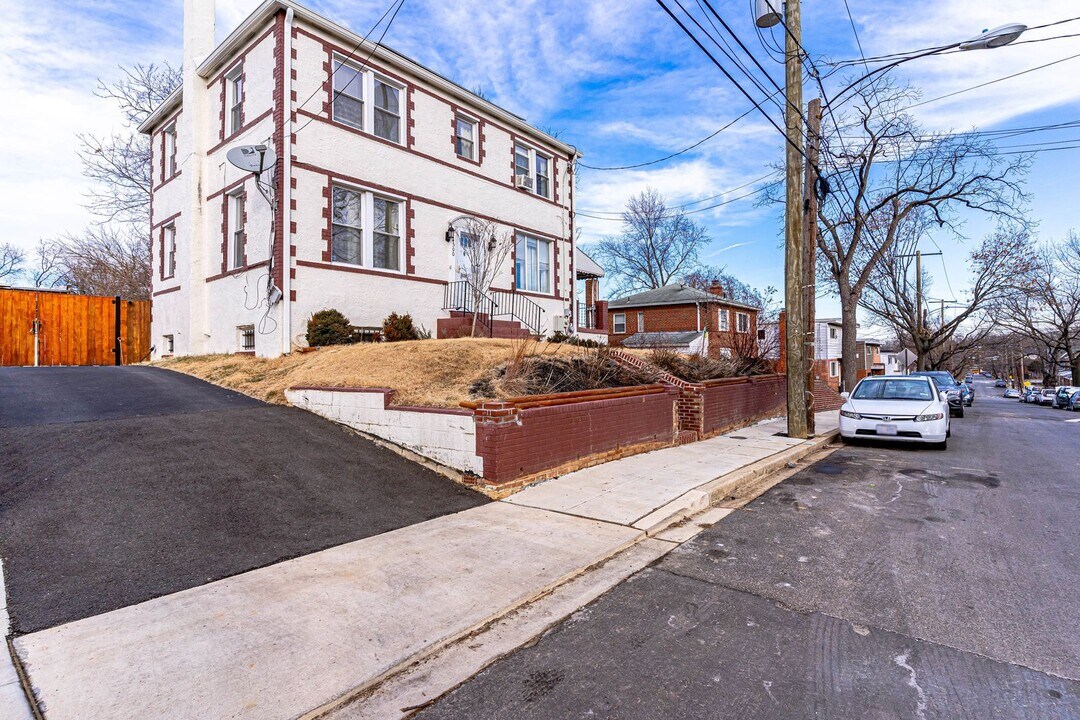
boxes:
[995,379,1007,388]
[962,383,975,406]
[1021,387,1041,403]
[1052,386,1080,409]
[909,371,966,418]
[839,375,950,449]
[1003,388,1020,398]
[1039,388,1058,405]
[1068,390,1080,411]
[964,374,974,384]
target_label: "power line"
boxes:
[576,180,780,222]
[905,50,1080,110]
[579,171,779,215]
[293,0,407,136]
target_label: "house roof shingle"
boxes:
[620,331,704,350]
[609,284,758,311]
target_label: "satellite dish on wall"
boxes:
[227,144,277,175]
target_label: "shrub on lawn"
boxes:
[306,309,353,347]
[546,331,601,348]
[648,348,738,382]
[382,312,423,342]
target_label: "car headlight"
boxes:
[840,409,861,419]
[914,412,944,422]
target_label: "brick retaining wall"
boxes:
[470,385,678,488]
[701,374,787,437]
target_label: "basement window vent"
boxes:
[238,325,255,352]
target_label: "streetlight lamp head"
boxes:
[754,0,782,28]
[959,23,1027,51]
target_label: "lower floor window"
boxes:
[613,313,626,334]
[331,183,402,271]
[238,325,255,352]
[514,233,551,294]
[830,360,840,377]
[163,334,174,354]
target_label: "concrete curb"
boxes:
[632,429,840,537]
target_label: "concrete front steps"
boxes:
[436,311,533,339]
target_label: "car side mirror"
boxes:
[839,391,850,400]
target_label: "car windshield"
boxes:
[852,378,934,401]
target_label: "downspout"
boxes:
[281,7,294,355]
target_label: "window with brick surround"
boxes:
[455,115,476,159]
[613,313,626,334]
[830,360,840,377]
[372,196,401,271]
[331,185,363,265]
[333,59,364,129]
[514,233,551,294]
[227,191,245,270]
[373,76,402,143]
[718,308,729,331]
[736,311,750,333]
[164,123,178,177]
[514,142,551,198]
[226,65,243,136]
[164,223,176,278]
[637,312,645,332]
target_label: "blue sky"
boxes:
[4,0,1080,323]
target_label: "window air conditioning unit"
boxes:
[515,174,533,190]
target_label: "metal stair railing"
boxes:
[443,280,497,337]
[489,289,544,336]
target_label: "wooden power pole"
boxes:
[784,0,807,438]
[803,97,821,436]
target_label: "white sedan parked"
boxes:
[839,375,951,449]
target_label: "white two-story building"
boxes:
[141,0,582,358]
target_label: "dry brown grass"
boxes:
[156,338,587,407]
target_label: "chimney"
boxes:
[708,280,725,298]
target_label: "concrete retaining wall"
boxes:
[285,386,483,474]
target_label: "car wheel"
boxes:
[956,406,965,418]
[946,426,951,438]
[933,440,948,451]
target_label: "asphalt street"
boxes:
[419,378,1080,719]
[0,366,486,634]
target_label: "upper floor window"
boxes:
[331,183,404,271]
[513,142,552,198]
[718,308,729,331]
[736,312,750,333]
[333,60,364,129]
[228,191,245,270]
[164,224,176,278]
[455,116,476,159]
[164,123,178,177]
[226,65,243,136]
[637,312,645,332]
[829,326,838,339]
[514,233,551,294]
[373,77,401,143]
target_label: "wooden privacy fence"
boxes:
[0,288,151,367]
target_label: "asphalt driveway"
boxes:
[0,366,486,634]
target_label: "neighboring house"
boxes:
[883,346,917,375]
[607,282,758,359]
[855,338,885,378]
[141,0,584,358]
[814,318,844,390]
[574,248,608,344]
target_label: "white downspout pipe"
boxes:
[281,7,294,355]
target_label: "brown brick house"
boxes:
[607,282,758,358]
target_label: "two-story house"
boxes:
[606,282,759,358]
[814,318,844,390]
[141,0,582,358]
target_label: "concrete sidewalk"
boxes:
[12,414,837,719]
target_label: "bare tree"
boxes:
[0,243,25,284]
[590,189,710,295]
[50,226,152,300]
[456,217,514,336]
[861,222,1034,371]
[793,80,1029,390]
[76,64,181,226]
[995,233,1080,384]
[27,240,65,289]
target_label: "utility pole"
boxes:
[803,97,821,436]
[783,0,806,439]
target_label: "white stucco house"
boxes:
[141,0,588,358]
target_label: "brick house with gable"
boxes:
[606,281,759,358]
[141,0,588,358]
